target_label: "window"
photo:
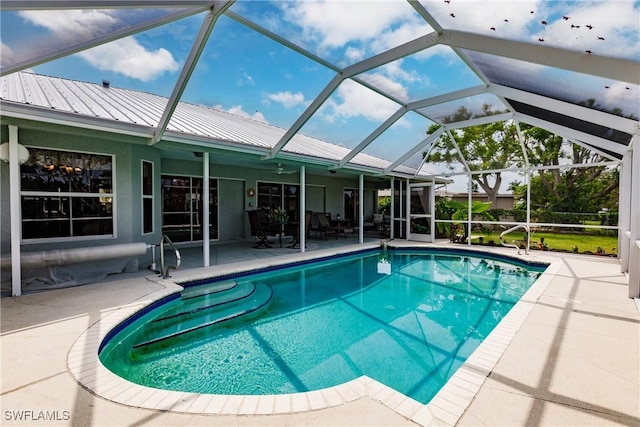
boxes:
[20,147,114,240]
[142,160,153,234]
[161,175,218,242]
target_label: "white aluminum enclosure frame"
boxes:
[0,1,637,296]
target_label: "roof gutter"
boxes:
[0,102,154,139]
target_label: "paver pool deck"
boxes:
[1,242,638,426]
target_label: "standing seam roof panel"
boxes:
[65,80,122,120]
[286,135,347,161]
[169,105,231,138]
[33,74,78,112]
[171,104,279,148]
[13,73,45,106]
[71,82,136,123]
[123,89,169,122]
[169,107,243,141]
[31,74,72,111]
[53,79,98,116]
[97,88,164,126]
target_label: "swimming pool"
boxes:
[99,248,547,404]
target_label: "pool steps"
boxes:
[153,281,255,322]
[132,281,272,350]
[180,280,238,300]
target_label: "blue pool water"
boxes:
[99,248,546,404]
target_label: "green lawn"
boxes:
[471,230,618,255]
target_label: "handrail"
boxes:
[499,224,529,255]
[159,234,181,278]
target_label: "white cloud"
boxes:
[345,46,366,62]
[20,10,117,38]
[380,61,420,83]
[320,80,400,123]
[534,1,640,58]
[413,44,458,63]
[216,104,268,123]
[1,42,15,65]
[78,37,179,82]
[266,91,307,109]
[598,81,638,113]
[422,0,638,59]
[281,0,416,50]
[277,0,434,117]
[358,72,410,102]
[369,19,431,54]
[18,10,180,81]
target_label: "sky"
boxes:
[1,0,638,192]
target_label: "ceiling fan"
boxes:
[272,163,297,175]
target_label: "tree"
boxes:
[425,106,522,207]
[425,112,619,217]
[512,125,619,215]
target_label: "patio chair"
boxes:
[339,220,355,238]
[247,209,275,248]
[310,212,338,240]
[363,215,375,234]
[373,213,384,233]
[284,211,313,248]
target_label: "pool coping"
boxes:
[67,243,561,426]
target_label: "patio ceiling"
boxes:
[1,1,638,178]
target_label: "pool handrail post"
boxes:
[499,224,530,255]
[159,234,181,278]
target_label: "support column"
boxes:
[628,136,639,298]
[300,165,306,253]
[405,178,410,240]
[202,152,210,267]
[619,150,631,274]
[431,177,436,242]
[390,178,395,240]
[467,173,472,246]
[9,125,21,297]
[358,174,364,244]
[526,168,531,250]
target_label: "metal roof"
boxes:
[0,1,638,178]
[1,71,406,176]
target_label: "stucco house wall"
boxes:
[1,123,380,288]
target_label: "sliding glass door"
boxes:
[257,182,300,221]
[408,183,434,242]
[161,175,218,242]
